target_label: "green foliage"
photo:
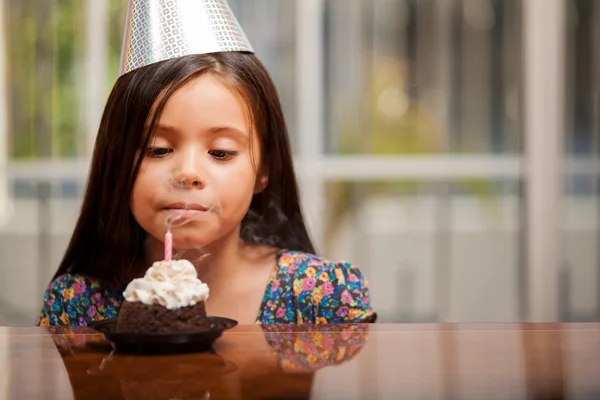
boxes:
[107,0,128,86]
[6,0,127,159]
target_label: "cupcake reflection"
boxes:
[51,334,239,400]
[92,351,239,400]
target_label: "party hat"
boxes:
[119,0,254,76]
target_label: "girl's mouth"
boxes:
[165,202,208,212]
[164,203,210,225]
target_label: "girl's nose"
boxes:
[172,147,206,189]
[173,170,205,189]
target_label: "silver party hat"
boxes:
[120,0,254,76]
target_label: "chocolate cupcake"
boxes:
[116,260,210,334]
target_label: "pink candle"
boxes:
[165,228,173,261]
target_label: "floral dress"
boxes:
[36,250,376,326]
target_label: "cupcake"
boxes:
[116,259,210,334]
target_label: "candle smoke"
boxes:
[158,173,297,261]
[160,172,222,265]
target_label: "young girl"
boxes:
[36,3,376,327]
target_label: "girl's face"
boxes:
[130,73,265,251]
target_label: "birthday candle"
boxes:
[165,228,173,261]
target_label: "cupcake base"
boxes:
[116,301,210,334]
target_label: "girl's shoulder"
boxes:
[44,272,120,296]
[263,250,376,324]
[47,272,100,288]
[276,250,368,282]
[37,273,123,327]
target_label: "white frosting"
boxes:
[123,259,209,309]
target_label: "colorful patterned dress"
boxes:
[36,250,376,326]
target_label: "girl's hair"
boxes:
[51,52,315,284]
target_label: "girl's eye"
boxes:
[146,147,173,158]
[209,150,238,161]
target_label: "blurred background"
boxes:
[0,0,597,326]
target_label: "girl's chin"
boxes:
[171,238,212,251]
[149,231,212,252]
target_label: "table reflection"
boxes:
[8,323,600,399]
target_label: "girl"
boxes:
[36,36,375,328]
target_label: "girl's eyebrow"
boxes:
[207,126,249,143]
[152,124,248,143]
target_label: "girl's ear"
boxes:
[254,165,269,194]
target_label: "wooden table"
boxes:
[2,323,600,399]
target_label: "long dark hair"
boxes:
[52,52,315,285]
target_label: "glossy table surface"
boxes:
[2,322,600,399]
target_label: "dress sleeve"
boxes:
[315,261,376,324]
[36,274,118,327]
[294,259,377,324]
